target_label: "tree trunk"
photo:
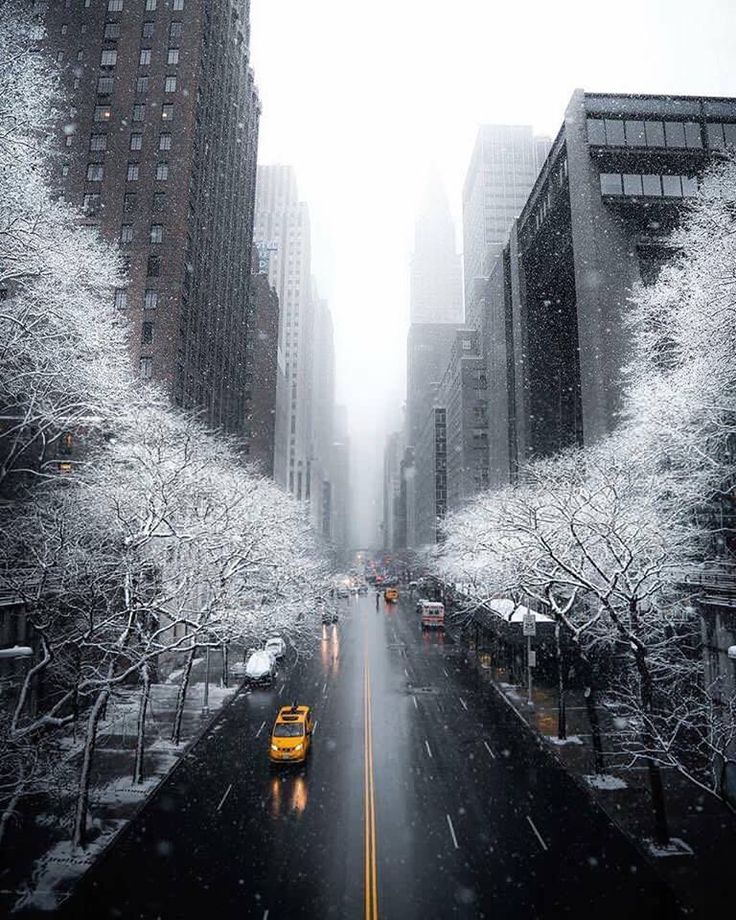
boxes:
[221,642,229,689]
[555,623,567,740]
[0,763,25,847]
[171,646,196,745]
[634,647,671,846]
[72,686,109,849]
[133,661,151,784]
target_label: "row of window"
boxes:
[587,117,703,149]
[114,287,160,310]
[97,75,177,95]
[107,1,184,12]
[104,18,183,41]
[101,46,180,67]
[599,172,698,198]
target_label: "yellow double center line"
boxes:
[363,657,378,920]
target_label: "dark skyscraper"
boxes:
[44,0,260,438]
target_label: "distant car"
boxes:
[408,581,418,590]
[357,584,368,595]
[337,587,350,599]
[265,637,286,660]
[245,649,277,685]
[384,587,399,603]
[322,609,339,625]
[421,601,445,630]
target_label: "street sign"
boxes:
[522,611,537,636]
[528,649,537,668]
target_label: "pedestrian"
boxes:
[375,591,380,611]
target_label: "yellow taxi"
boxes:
[269,704,314,763]
[384,587,399,603]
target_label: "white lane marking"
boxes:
[483,740,496,760]
[255,720,266,738]
[277,683,285,696]
[526,815,548,851]
[263,911,269,920]
[424,740,433,759]
[446,813,459,849]
[412,695,418,710]
[312,719,318,735]
[459,697,468,711]
[443,668,449,678]
[322,681,327,694]
[404,667,409,677]
[216,783,232,811]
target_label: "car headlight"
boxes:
[294,743,303,752]
[271,744,279,751]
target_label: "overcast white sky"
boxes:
[250,0,736,546]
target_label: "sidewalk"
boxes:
[466,649,735,918]
[3,654,240,915]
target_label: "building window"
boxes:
[93,105,112,122]
[139,49,152,66]
[645,120,665,147]
[161,104,174,121]
[136,75,149,94]
[164,75,177,92]
[86,163,104,181]
[624,119,646,147]
[141,321,154,345]
[104,22,120,39]
[61,164,69,177]
[83,193,100,214]
[130,133,143,150]
[126,163,139,181]
[114,288,128,309]
[65,135,73,147]
[599,172,623,196]
[147,255,161,276]
[89,134,107,151]
[664,121,686,148]
[167,48,179,65]
[622,173,643,196]
[153,191,165,211]
[169,21,183,40]
[159,133,171,150]
[124,191,137,211]
[145,0,157,9]
[139,357,153,379]
[603,118,625,145]
[97,75,114,94]
[120,224,133,243]
[142,21,154,39]
[61,23,68,34]
[642,174,662,197]
[100,49,117,67]
[661,174,683,197]
[173,0,184,9]
[150,224,163,243]
[107,0,123,10]
[144,289,158,309]
[155,162,169,180]
[587,118,606,145]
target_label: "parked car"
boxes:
[265,636,286,660]
[245,649,277,685]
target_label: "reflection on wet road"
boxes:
[59,593,681,920]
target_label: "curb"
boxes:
[40,680,247,917]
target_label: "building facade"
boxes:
[462,125,549,325]
[244,270,280,476]
[44,0,260,438]
[253,165,314,496]
[410,176,463,324]
[483,90,736,481]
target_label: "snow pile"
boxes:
[584,773,628,790]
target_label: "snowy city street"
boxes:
[2,1,736,917]
[46,593,679,920]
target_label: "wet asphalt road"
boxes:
[57,594,681,919]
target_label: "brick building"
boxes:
[43,0,260,437]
